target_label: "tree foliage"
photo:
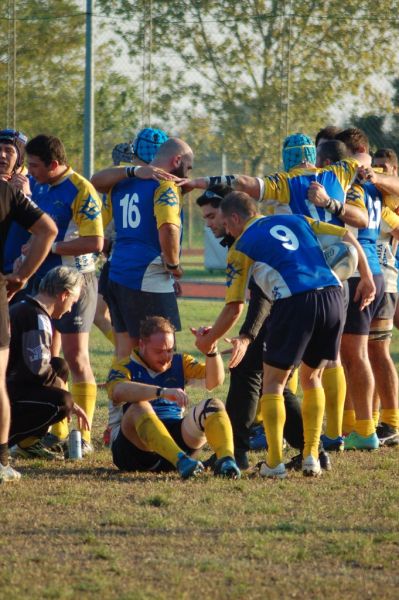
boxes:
[0,0,141,170]
[98,0,399,173]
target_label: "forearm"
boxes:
[205,353,225,390]
[112,381,163,405]
[343,230,372,278]
[208,302,244,346]
[17,232,55,280]
[158,223,180,266]
[91,167,127,193]
[339,204,368,229]
[373,174,399,196]
[53,236,104,256]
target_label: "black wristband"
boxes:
[155,386,163,397]
[206,351,219,357]
[166,262,179,270]
[126,166,136,178]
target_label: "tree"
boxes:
[0,0,141,170]
[97,1,399,173]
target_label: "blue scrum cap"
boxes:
[132,128,169,163]
[282,133,316,171]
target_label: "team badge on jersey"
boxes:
[226,261,242,288]
[156,187,179,207]
[78,195,102,220]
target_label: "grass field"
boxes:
[1,298,398,599]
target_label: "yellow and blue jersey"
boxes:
[107,350,206,422]
[376,198,399,292]
[261,159,363,224]
[108,178,183,292]
[225,215,345,303]
[31,168,103,276]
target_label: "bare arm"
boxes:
[6,213,57,298]
[91,165,179,193]
[194,302,244,355]
[53,235,104,256]
[177,174,261,199]
[307,181,368,228]
[158,223,182,277]
[342,229,376,310]
[111,380,188,409]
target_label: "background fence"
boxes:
[2,0,399,246]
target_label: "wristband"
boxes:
[166,262,180,270]
[156,386,164,398]
[207,175,237,188]
[125,165,142,178]
[325,197,344,216]
[51,242,58,254]
[206,350,219,357]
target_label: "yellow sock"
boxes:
[51,418,69,440]
[302,387,325,460]
[261,393,285,469]
[19,436,40,449]
[372,409,380,428]
[380,408,399,429]
[355,419,375,437]
[322,366,346,439]
[71,382,97,443]
[104,329,115,347]
[342,409,356,435]
[135,412,183,466]
[204,410,234,459]
[286,368,298,394]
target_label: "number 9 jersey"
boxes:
[108,178,183,292]
[225,214,345,303]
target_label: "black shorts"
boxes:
[53,271,98,334]
[344,274,385,335]
[107,279,181,337]
[0,282,10,349]
[111,419,192,472]
[373,291,398,321]
[263,287,344,369]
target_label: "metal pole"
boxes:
[12,0,16,128]
[83,0,94,178]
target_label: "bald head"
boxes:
[152,137,193,178]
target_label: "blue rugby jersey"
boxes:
[108,178,183,292]
[261,159,364,224]
[225,214,344,303]
[31,168,103,276]
[106,350,206,424]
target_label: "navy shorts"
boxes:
[111,419,192,472]
[372,291,398,321]
[344,274,385,335]
[54,271,98,334]
[107,279,181,337]
[263,286,344,369]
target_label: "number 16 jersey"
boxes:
[108,178,183,292]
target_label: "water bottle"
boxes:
[68,429,82,460]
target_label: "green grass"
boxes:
[1,299,398,599]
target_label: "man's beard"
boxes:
[171,162,185,178]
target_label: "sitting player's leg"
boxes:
[118,401,203,478]
[181,397,240,478]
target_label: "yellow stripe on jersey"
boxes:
[305,217,347,238]
[106,356,132,398]
[225,247,254,304]
[70,172,104,237]
[154,180,182,228]
[381,205,399,232]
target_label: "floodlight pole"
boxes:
[83,0,94,178]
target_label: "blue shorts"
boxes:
[343,274,385,335]
[263,286,344,369]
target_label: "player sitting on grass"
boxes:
[106,316,241,479]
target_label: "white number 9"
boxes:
[270,225,299,250]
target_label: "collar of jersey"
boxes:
[49,166,73,188]
[235,215,262,243]
[130,348,161,379]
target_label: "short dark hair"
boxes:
[373,148,398,169]
[139,316,175,340]
[315,125,342,147]
[220,191,259,219]
[26,134,67,166]
[196,184,232,208]
[317,139,348,165]
[335,127,369,154]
